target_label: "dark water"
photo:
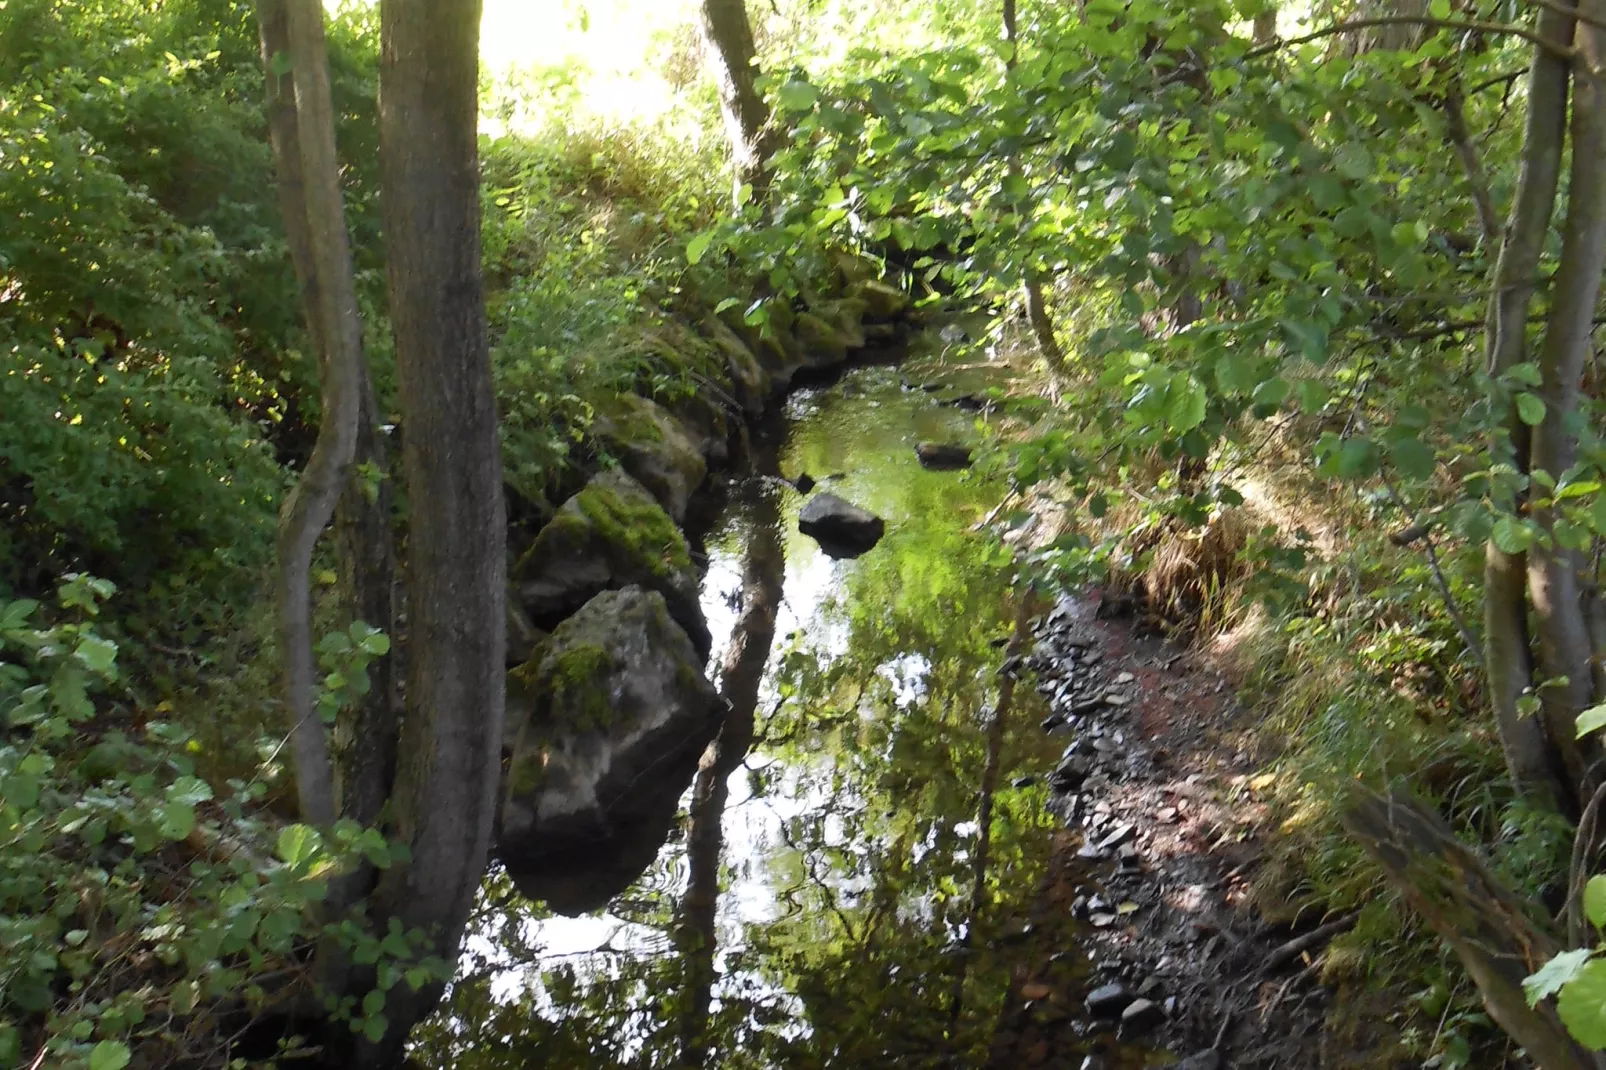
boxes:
[413,335,1121,1068]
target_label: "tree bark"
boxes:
[364,0,507,1059]
[259,0,367,828]
[1443,79,1503,245]
[1483,1,1576,804]
[699,0,772,204]
[1343,790,1606,1070]
[676,482,785,1069]
[1529,0,1606,803]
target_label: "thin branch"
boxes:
[1243,16,1578,63]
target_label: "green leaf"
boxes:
[1558,959,1606,1046]
[1492,516,1534,555]
[1252,377,1291,408]
[1526,948,1592,1006]
[277,824,321,868]
[1578,704,1606,739]
[0,599,38,631]
[4,772,41,810]
[73,635,118,675]
[363,988,386,1017]
[1586,876,1606,929]
[1559,480,1602,501]
[685,231,713,266]
[1429,0,1451,17]
[89,1040,132,1070]
[1166,375,1207,432]
[269,50,293,77]
[776,79,819,112]
[1389,437,1435,481]
[362,1013,388,1044]
[159,800,196,841]
[167,775,213,807]
[1517,392,1547,426]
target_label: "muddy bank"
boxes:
[991,590,1399,1069]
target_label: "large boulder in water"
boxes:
[512,470,711,660]
[499,587,722,915]
[591,394,707,523]
[799,492,885,558]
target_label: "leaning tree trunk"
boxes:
[361,0,507,1060]
[699,0,772,204]
[1344,791,1606,1069]
[1527,0,1606,807]
[1482,1,1576,807]
[259,0,366,829]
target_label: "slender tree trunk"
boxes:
[333,381,400,839]
[1483,2,1576,804]
[1529,1,1606,803]
[1443,80,1503,246]
[677,483,785,1069]
[1003,0,1067,373]
[699,0,772,204]
[363,0,507,1059]
[259,0,366,828]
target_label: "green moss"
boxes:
[539,639,617,732]
[508,751,547,797]
[574,478,691,579]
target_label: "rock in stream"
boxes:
[798,492,885,558]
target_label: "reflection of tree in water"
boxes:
[414,381,1066,1068]
[675,477,785,1068]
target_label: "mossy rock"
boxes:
[497,586,721,915]
[702,315,771,414]
[811,296,869,351]
[669,391,732,469]
[512,469,710,658]
[849,279,910,322]
[592,393,708,523]
[829,249,880,288]
[794,309,850,365]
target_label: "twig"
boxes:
[1261,911,1359,974]
[1568,780,1606,948]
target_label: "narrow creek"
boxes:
[421,331,1156,1068]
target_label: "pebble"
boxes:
[1084,982,1132,1017]
[1115,671,1135,684]
[1121,997,1164,1029]
[1103,692,1130,708]
[1097,822,1136,850]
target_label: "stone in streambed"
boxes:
[1121,998,1164,1030]
[916,442,973,470]
[1085,982,1132,1018]
[512,470,710,660]
[799,492,885,558]
[499,587,721,915]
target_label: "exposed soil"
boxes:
[985,589,1407,1070]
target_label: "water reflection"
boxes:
[415,352,1077,1069]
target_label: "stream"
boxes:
[415,333,1132,1068]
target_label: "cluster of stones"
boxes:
[495,261,912,914]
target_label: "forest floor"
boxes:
[984,589,1412,1070]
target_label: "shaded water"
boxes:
[416,338,1104,1068]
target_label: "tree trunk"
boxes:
[1529,2,1606,808]
[1344,791,1606,1069]
[699,0,772,204]
[676,482,785,1068]
[1483,1,1576,805]
[1004,0,1067,373]
[259,0,367,829]
[363,0,507,1059]
[333,379,400,840]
